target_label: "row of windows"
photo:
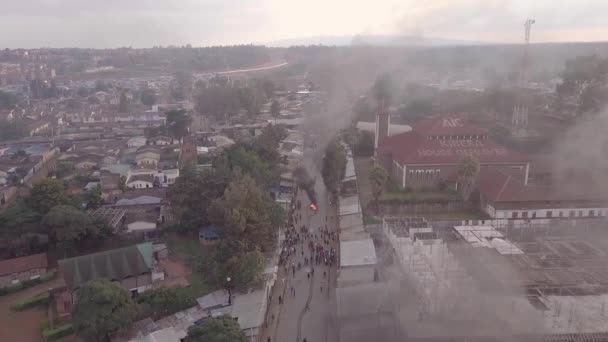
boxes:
[408,169,441,180]
[511,209,604,219]
[427,135,486,141]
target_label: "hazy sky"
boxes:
[1,0,607,48]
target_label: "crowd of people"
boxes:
[267,192,339,342]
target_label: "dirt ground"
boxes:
[0,278,65,342]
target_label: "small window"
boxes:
[512,212,519,219]
[559,211,563,217]
[569,210,575,217]
[532,212,537,219]
[522,212,528,218]
[578,210,583,217]
[590,210,595,217]
[546,211,553,218]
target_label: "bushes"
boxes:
[0,271,55,297]
[11,292,50,311]
[42,324,74,341]
[136,287,197,319]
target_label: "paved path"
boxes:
[196,61,289,77]
[262,157,339,342]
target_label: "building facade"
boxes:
[376,117,530,191]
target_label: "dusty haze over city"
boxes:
[2,0,608,48]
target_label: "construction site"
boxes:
[379,216,608,341]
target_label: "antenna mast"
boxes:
[512,19,535,135]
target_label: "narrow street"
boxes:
[262,158,340,342]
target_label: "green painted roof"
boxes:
[58,243,153,291]
[136,242,154,268]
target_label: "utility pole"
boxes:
[511,19,535,135]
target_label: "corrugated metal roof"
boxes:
[58,243,153,290]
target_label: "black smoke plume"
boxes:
[293,166,317,204]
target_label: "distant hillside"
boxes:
[266,35,493,47]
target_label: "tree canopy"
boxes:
[140,88,157,106]
[270,100,281,120]
[118,92,129,112]
[210,173,281,252]
[0,120,27,142]
[369,165,389,213]
[0,91,17,110]
[42,205,99,242]
[73,279,138,342]
[26,178,74,215]
[166,109,192,140]
[321,141,347,197]
[457,155,480,201]
[167,168,229,232]
[184,316,246,342]
[136,287,197,320]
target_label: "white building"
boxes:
[479,166,608,227]
[127,175,154,189]
[128,136,147,148]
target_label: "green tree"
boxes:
[166,109,192,140]
[184,316,246,342]
[270,100,281,122]
[0,120,27,142]
[0,201,41,250]
[355,131,375,157]
[26,178,71,215]
[94,80,108,92]
[73,279,138,342]
[369,165,389,213]
[457,155,480,201]
[167,168,229,231]
[321,142,347,197]
[171,71,193,102]
[195,86,241,122]
[42,205,98,242]
[118,175,127,193]
[212,240,266,291]
[0,90,17,110]
[140,88,157,106]
[84,184,103,208]
[211,173,280,252]
[10,166,29,184]
[76,87,89,97]
[119,92,129,113]
[136,287,196,319]
[261,79,275,99]
[222,145,273,187]
[237,86,261,117]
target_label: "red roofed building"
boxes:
[0,253,48,288]
[376,116,530,190]
[479,166,608,224]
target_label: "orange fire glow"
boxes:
[310,203,317,212]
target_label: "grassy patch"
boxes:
[363,215,382,225]
[42,324,74,341]
[164,233,215,298]
[165,233,205,260]
[380,190,460,203]
[11,291,50,311]
[185,272,213,298]
[423,209,491,220]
